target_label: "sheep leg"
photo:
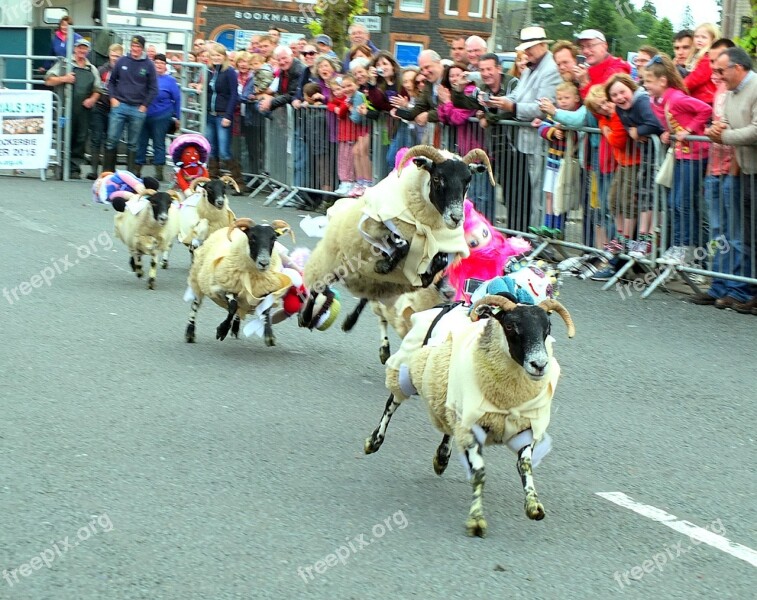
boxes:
[264,308,275,347]
[147,252,158,290]
[464,440,487,537]
[130,254,144,278]
[420,253,449,288]
[374,237,409,275]
[517,445,545,521]
[342,298,368,332]
[364,393,402,454]
[299,291,317,328]
[160,249,170,269]
[185,296,203,343]
[231,314,241,338]
[378,316,391,364]
[300,287,335,330]
[433,434,452,476]
[216,293,238,341]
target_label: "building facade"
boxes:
[196,0,495,65]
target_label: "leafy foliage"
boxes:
[649,17,675,57]
[305,0,366,57]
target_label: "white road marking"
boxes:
[597,492,757,568]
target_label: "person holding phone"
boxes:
[574,29,631,99]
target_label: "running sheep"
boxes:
[363,292,575,537]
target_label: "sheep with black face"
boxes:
[363,294,575,537]
[185,218,295,347]
[178,176,238,255]
[300,145,494,330]
[112,189,181,289]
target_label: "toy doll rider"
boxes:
[446,199,533,302]
[169,133,210,193]
[92,170,160,210]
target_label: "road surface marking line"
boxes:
[596,492,757,568]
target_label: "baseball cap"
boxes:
[75,39,91,48]
[315,34,333,47]
[577,29,606,42]
[131,35,146,48]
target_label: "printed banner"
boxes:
[0,90,53,170]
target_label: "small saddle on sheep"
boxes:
[363,274,575,538]
[299,145,495,330]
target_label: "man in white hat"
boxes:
[483,26,562,227]
[573,29,631,99]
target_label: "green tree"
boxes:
[649,17,675,57]
[532,0,587,42]
[305,0,366,57]
[584,0,620,54]
[640,0,656,17]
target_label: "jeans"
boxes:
[105,103,146,152]
[89,105,109,153]
[669,158,706,248]
[206,113,232,161]
[469,173,496,222]
[136,110,173,166]
[293,113,309,187]
[386,123,413,172]
[704,174,752,301]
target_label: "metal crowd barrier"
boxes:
[236,106,756,297]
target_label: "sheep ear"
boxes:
[468,163,487,175]
[412,156,434,172]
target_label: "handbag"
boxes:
[655,147,674,188]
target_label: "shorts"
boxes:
[542,164,559,194]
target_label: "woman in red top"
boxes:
[683,23,720,105]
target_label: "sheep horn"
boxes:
[470,294,518,321]
[538,299,576,338]
[397,145,446,177]
[187,176,212,194]
[220,175,240,194]
[227,217,256,241]
[462,149,496,186]
[166,189,183,204]
[270,219,295,243]
[142,189,157,197]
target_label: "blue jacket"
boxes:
[148,73,181,119]
[206,65,238,121]
[615,88,663,137]
[109,54,158,107]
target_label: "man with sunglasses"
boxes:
[707,46,757,314]
[573,29,630,99]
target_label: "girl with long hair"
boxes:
[683,23,721,105]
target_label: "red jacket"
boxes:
[581,55,631,98]
[596,111,638,168]
[327,95,368,142]
[684,57,716,105]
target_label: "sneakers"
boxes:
[348,184,366,197]
[628,239,652,259]
[528,225,561,239]
[603,238,625,255]
[659,245,687,264]
[589,267,617,281]
[334,181,353,195]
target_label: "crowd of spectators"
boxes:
[44,21,756,313]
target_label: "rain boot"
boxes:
[208,157,221,179]
[87,152,100,180]
[154,164,164,182]
[223,159,247,196]
[102,148,117,173]
[127,152,138,175]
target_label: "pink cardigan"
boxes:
[650,88,712,160]
[436,83,484,157]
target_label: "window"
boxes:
[137,0,154,11]
[399,0,425,13]
[444,0,458,15]
[108,0,119,8]
[395,42,423,67]
[172,0,188,14]
[468,0,483,17]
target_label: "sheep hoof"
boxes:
[135,271,143,278]
[161,259,169,269]
[216,323,230,341]
[231,320,241,338]
[147,278,155,290]
[525,498,545,521]
[374,258,393,274]
[465,515,487,538]
[265,334,276,347]
[379,345,390,364]
[364,434,383,454]
[185,324,195,343]
[433,453,449,476]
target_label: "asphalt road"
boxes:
[0,176,755,600]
